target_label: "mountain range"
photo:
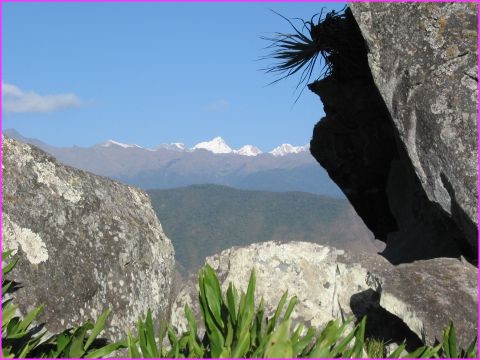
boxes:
[3,129,343,196]
[88,135,307,156]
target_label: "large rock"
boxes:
[2,135,175,341]
[350,1,478,257]
[309,4,477,263]
[171,241,477,349]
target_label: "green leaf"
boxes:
[53,332,72,357]
[85,341,126,358]
[167,326,180,358]
[2,256,19,277]
[2,301,18,327]
[231,329,250,358]
[184,304,198,337]
[219,346,231,358]
[6,318,21,338]
[67,324,89,358]
[138,316,150,357]
[224,317,234,348]
[145,309,160,358]
[2,249,14,259]
[127,331,141,358]
[283,295,297,322]
[328,319,355,356]
[84,309,110,351]
[238,269,256,331]
[254,297,265,346]
[208,327,226,357]
[2,346,14,358]
[17,304,44,333]
[17,330,47,358]
[291,322,304,345]
[264,320,293,358]
[349,316,366,358]
[226,283,238,326]
[405,345,430,358]
[388,342,406,358]
[463,336,478,357]
[2,281,12,296]
[202,264,224,328]
[266,291,288,333]
[443,321,459,358]
[293,327,316,357]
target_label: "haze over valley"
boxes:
[4,129,378,278]
[4,129,343,197]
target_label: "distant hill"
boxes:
[3,129,343,197]
[147,184,380,276]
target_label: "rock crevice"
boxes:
[309,3,477,264]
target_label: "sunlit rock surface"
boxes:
[2,135,175,341]
[171,241,477,348]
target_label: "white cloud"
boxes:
[2,82,81,113]
[204,99,230,112]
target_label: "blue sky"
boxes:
[2,1,346,151]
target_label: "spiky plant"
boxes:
[261,7,348,90]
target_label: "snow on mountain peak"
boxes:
[99,137,308,156]
[102,140,143,149]
[269,143,309,156]
[155,142,187,151]
[234,145,263,156]
[193,136,233,154]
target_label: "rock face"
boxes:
[309,3,477,263]
[171,241,477,348]
[2,135,175,341]
[351,1,478,256]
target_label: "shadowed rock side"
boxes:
[2,135,175,341]
[351,3,478,251]
[170,242,477,348]
[309,4,477,264]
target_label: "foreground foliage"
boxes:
[127,264,478,358]
[2,251,478,358]
[262,7,349,88]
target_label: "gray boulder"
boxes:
[350,1,478,256]
[309,3,477,263]
[171,241,477,349]
[2,135,175,341]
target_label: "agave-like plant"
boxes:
[261,7,348,91]
[127,264,369,358]
[127,264,479,358]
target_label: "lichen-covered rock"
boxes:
[2,135,175,341]
[350,2,478,252]
[171,241,477,348]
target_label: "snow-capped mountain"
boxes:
[193,136,233,154]
[4,128,342,197]
[155,142,187,152]
[234,145,263,156]
[98,136,309,157]
[269,144,309,157]
[101,140,143,149]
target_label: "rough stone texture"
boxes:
[309,4,477,263]
[2,135,175,341]
[350,1,478,256]
[171,241,477,348]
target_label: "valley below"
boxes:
[147,184,380,276]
